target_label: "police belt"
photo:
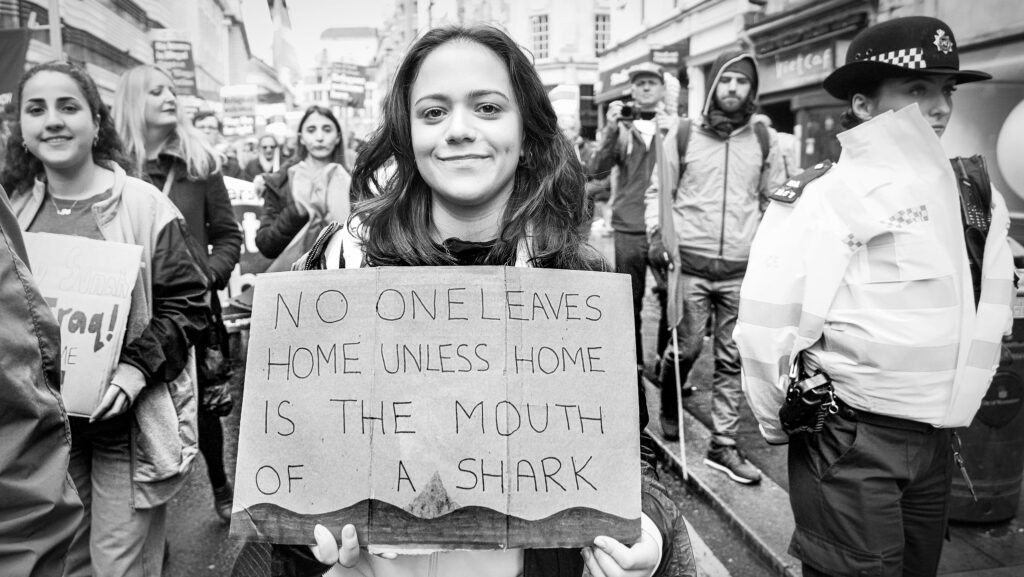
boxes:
[834,397,937,434]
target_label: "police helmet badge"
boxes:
[933,29,954,54]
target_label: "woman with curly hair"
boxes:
[2,60,208,576]
[232,25,695,577]
[114,64,243,524]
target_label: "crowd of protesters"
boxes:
[0,14,1014,577]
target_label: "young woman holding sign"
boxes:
[114,64,243,524]
[231,25,695,577]
[1,60,208,576]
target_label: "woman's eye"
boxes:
[477,103,501,116]
[423,108,446,120]
[25,106,43,115]
[62,104,80,113]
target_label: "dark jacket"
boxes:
[0,186,83,577]
[245,157,271,182]
[255,166,307,259]
[230,227,696,577]
[592,120,658,234]
[223,156,246,180]
[145,153,242,291]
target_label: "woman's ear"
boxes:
[850,93,875,122]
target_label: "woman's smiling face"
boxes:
[410,40,523,216]
[20,70,99,173]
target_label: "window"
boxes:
[530,14,549,59]
[594,13,610,52]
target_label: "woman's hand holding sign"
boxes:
[90,362,146,422]
[311,523,397,575]
[582,516,663,577]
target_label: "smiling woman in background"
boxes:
[1,59,208,577]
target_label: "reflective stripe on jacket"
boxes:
[735,106,1014,444]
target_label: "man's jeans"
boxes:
[662,273,743,446]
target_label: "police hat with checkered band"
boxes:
[823,16,991,100]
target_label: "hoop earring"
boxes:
[22,142,29,153]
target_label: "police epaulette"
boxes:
[769,160,834,203]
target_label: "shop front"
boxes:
[747,0,874,170]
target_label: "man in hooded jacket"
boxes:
[645,51,786,484]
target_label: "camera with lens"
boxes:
[619,101,635,121]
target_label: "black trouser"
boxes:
[198,406,227,488]
[197,296,231,489]
[788,401,953,577]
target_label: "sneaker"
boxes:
[660,415,680,441]
[212,480,233,523]
[704,444,761,484]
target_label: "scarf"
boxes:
[706,102,755,139]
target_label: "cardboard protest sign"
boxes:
[231,267,640,549]
[23,233,142,417]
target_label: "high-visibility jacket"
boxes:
[734,105,1015,444]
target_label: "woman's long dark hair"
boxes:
[1,60,131,194]
[350,24,603,271]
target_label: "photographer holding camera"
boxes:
[592,62,675,402]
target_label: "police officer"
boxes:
[736,16,1014,576]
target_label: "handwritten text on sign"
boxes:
[23,233,141,417]
[231,267,640,549]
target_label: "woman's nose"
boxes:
[44,107,65,129]
[445,107,475,143]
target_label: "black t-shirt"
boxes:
[438,237,499,266]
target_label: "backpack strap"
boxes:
[676,118,692,176]
[298,221,343,270]
[752,120,771,167]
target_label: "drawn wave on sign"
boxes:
[230,500,640,548]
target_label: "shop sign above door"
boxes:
[761,40,837,95]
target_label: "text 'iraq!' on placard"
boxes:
[230,266,640,550]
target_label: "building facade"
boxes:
[746,0,1024,202]
[506,0,610,137]
[745,0,874,169]
[595,0,764,130]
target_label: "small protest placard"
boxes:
[219,177,269,308]
[23,233,142,417]
[231,267,640,549]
